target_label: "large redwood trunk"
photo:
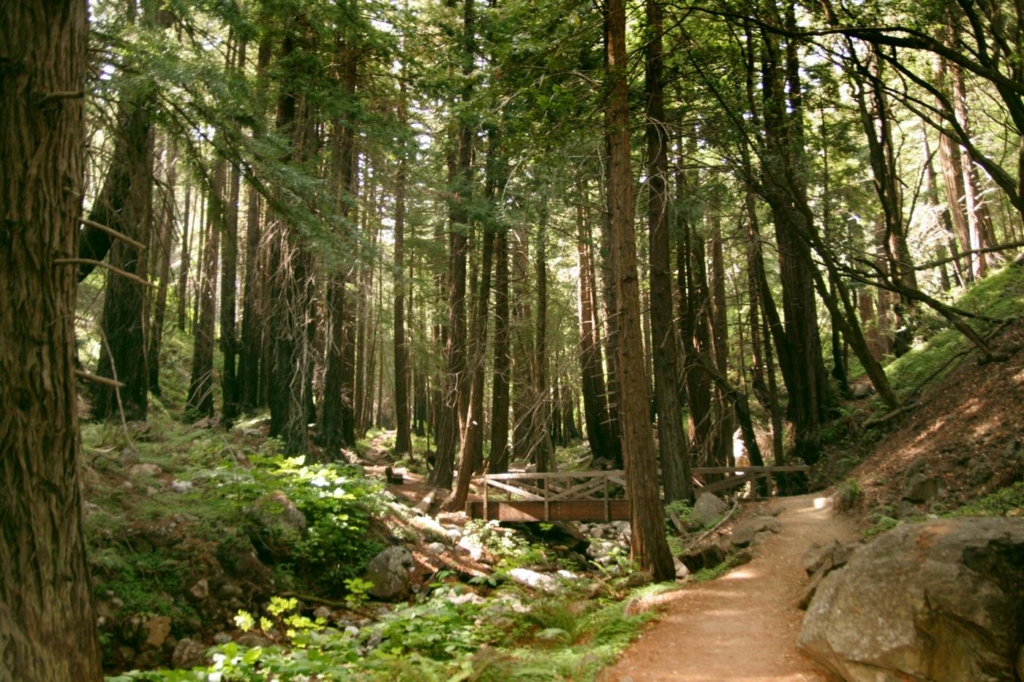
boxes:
[645,0,691,502]
[1,1,103,677]
[607,0,674,581]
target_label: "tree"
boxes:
[606,0,674,581]
[0,0,103,678]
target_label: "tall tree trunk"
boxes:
[1,1,103,676]
[510,223,534,464]
[148,138,176,396]
[710,216,733,468]
[220,45,244,422]
[177,185,192,330]
[575,182,615,463]
[532,206,555,471]
[319,35,359,456]
[186,160,224,419]
[489,221,512,473]
[607,0,674,580]
[393,77,412,457]
[645,0,691,502]
[431,0,475,488]
[91,95,154,421]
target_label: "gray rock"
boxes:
[802,540,853,577]
[692,493,729,528]
[799,518,1024,682]
[508,568,559,593]
[414,491,436,514]
[188,578,209,600]
[142,615,172,649]
[250,491,306,533]
[313,606,331,620]
[673,557,690,580]
[119,447,140,467]
[903,474,939,503]
[128,463,162,477]
[457,534,486,562]
[171,638,207,669]
[345,625,360,637]
[364,546,415,601]
[213,632,233,644]
[426,542,446,554]
[171,480,193,494]
[850,383,875,399]
[729,515,781,548]
[236,632,270,648]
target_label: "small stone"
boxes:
[426,542,446,554]
[119,447,140,467]
[902,474,939,503]
[674,557,690,580]
[128,463,162,477]
[143,615,172,649]
[172,480,193,494]
[236,632,270,648]
[189,578,209,600]
[345,625,360,637]
[457,535,486,562]
[313,606,331,620]
[625,571,653,588]
[730,516,781,548]
[213,632,233,644]
[692,493,729,528]
[218,582,243,599]
[446,527,462,540]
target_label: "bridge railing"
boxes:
[467,465,811,522]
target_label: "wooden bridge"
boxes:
[465,465,811,522]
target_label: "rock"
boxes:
[508,568,559,593]
[188,578,209,600]
[410,514,447,539]
[457,534,486,562]
[249,491,305,540]
[313,606,331,620]
[426,542,446,555]
[691,493,729,528]
[128,463,162,477]
[171,480,193,494]
[119,447,140,467]
[345,625,360,637]
[237,632,270,648]
[213,632,233,644]
[903,474,939,503]
[799,518,1024,682]
[170,638,205,669]
[681,543,727,572]
[445,527,462,541]
[624,571,653,588]
[850,383,875,399]
[729,515,781,548]
[414,491,436,514]
[218,582,243,599]
[142,615,172,649]
[1013,251,1024,267]
[673,557,690,580]
[364,546,415,601]
[802,540,852,577]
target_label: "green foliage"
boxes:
[862,512,900,540]
[948,482,1024,517]
[885,266,1024,395]
[692,557,740,582]
[834,478,861,512]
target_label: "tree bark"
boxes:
[186,160,224,419]
[0,1,103,677]
[147,138,176,396]
[607,0,674,581]
[645,0,692,502]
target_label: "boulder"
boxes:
[729,515,781,548]
[903,474,939,503]
[799,518,1024,681]
[128,463,162,478]
[507,568,559,593]
[142,615,172,649]
[691,493,729,528]
[364,546,415,601]
[250,491,306,536]
[171,638,206,669]
[681,542,727,573]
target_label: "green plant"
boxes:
[862,514,900,540]
[344,577,374,610]
[834,478,861,512]
[949,481,1024,517]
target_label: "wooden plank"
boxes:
[691,465,810,474]
[483,479,545,501]
[548,477,611,501]
[483,470,625,482]
[466,499,631,522]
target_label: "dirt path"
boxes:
[599,494,858,682]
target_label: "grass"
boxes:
[884,265,1024,395]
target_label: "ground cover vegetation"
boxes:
[4,0,1024,678]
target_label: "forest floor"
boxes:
[599,494,857,682]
